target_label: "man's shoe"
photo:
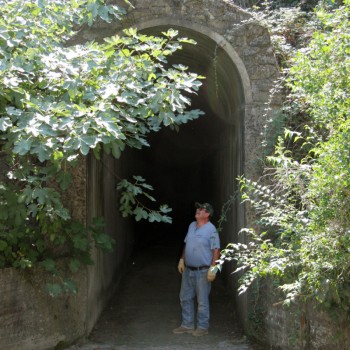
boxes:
[192,328,208,337]
[173,326,194,334]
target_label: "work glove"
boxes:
[178,258,185,274]
[207,266,217,282]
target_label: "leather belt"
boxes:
[186,265,210,271]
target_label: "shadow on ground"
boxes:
[67,243,265,350]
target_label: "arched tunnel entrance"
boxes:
[0,2,281,348]
[86,22,252,341]
[120,25,244,255]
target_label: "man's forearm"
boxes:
[180,245,186,259]
[211,248,220,266]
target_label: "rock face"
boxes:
[0,265,87,350]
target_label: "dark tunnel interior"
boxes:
[124,96,228,254]
[118,25,244,257]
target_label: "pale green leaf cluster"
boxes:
[117,176,172,223]
[0,0,203,294]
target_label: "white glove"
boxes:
[178,258,185,274]
[207,266,217,282]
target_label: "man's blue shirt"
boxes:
[184,221,220,267]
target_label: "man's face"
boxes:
[195,208,209,220]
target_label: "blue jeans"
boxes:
[179,267,211,330]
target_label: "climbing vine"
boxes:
[220,0,350,314]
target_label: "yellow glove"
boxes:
[178,258,185,274]
[207,266,217,282]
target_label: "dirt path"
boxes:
[67,244,264,350]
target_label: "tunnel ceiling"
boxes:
[142,25,243,124]
[119,22,245,234]
[138,25,244,168]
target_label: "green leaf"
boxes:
[45,283,63,298]
[31,143,51,162]
[161,215,172,224]
[32,188,47,205]
[0,117,12,131]
[80,141,91,156]
[72,235,90,251]
[0,240,8,251]
[159,205,172,214]
[98,5,111,23]
[13,138,32,155]
[111,141,121,159]
[93,232,114,251]
[69,258,80,273]
[62,279,78,293]
[41,259,58,274]
[148,212,162,223]
[134,206,148,221]
[57,172,72,191]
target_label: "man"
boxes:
[173,202,220,337]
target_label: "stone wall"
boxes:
[0,158,89,350]
[0,266,87,350]
[247,281,350,349]
[85,154,135,334]
[265,302,350,349]
[0,153,135,350]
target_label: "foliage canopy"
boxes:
[0,0,203,295]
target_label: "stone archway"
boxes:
[74,0,280,207]
[0,3,282,349]
[75,0,280,335]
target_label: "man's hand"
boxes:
[178,258,185,273]
[207,266,217,282]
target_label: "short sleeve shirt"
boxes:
[184,221,220,267]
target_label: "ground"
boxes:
[66,242,265,350]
